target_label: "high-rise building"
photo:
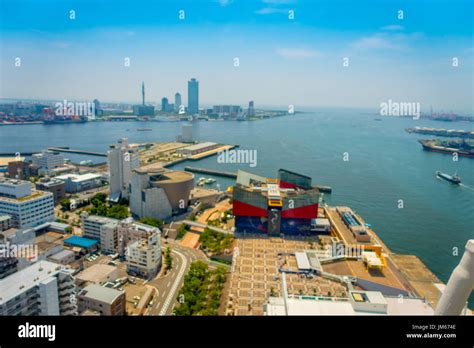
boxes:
[187,78,199,114]
[0,261,78,316]
[161,97,169,112]
[0,178,55,228]
[174,92,182,112]
[176,124,193,143]
[107,138,140,201]
[248,101,255,117]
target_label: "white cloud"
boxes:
[255,7,288,15]
[276,48,321,58]
[217,0,233,6]
[351,34,404,50]
[381,25,405,31]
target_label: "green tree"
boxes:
[139,217,164,228]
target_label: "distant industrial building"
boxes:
[107,138,140,201]
[78,283,125,316]
[232,169,320,235]
[126,230,161,279]
[0,179,55,228]
[36,179,66,203]
[63,235,98,254]
[130,168,194,221]
[213,105,242,117]
[176,142,220,156]
[0,261,77,315]
[32,150,65,175]
[187,78,199,114]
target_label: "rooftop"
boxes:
[0,261,65,304]
[56,173,102,182]
[64,236,98,249]
[78,283,124,304]
[76,264,117,284]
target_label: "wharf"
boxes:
[184,166,237,178]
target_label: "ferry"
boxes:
[436,171,461,184]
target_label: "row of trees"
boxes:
[199,228,233,255]
[173,261,226,316]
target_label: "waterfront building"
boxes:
[248,100,255,117]
[187,78,199,114]
[77,283,125,316]
[233,169,319,235]
[161,97,169,112]
[176,142,219,156]
[55,173,103,193]
[107,138,140,201]
[126,230,161,279]
[213,105,242,117]
[35,179,66,203]
[174,92,182,112]
[32,150,65,175]
[0,261,77,315]
[130,168,194,221]
[0,178,55,228]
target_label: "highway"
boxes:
[147,240,206,315]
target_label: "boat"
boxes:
[197,177,206,186]
[43,116,88,124]
[79,160,93,166]
[205,178,216,184]
[436,171,461,184]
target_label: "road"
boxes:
[147,239,206,315]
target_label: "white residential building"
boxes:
[55,173,103,193]
[107,138,139,201]
[32,150,65,175]
[0,179,55,228]
[0,261,77,316]
[126,231,161,279]
[117,218,161,257]
[80,212,118,242]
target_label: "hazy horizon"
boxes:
[1,0,473,114]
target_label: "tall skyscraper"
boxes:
[248,100,255,117]
[187,78,199,114]
[107,138,140,201]
[141,82,145,105]
[174,92,182,112]
[161,97,169,112]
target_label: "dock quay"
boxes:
[184,166,237,178]
[48,147,107,157]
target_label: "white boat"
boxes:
[197,177,206,186]
[205,178,216,184]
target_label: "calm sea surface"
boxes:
[1,108,473,305]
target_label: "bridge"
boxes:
[48,147,107,157]
[180,220,233,235]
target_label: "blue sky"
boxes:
[1,0,473,113]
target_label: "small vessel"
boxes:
[79,160,93,166]
[436,171,461,184]
[197,177,206,186]
[205,178,216,184]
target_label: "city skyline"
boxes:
[0,0,472,113]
